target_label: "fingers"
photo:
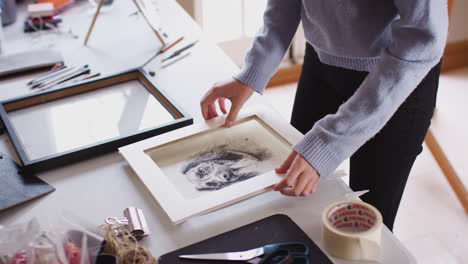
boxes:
[218,97,227,114]
[302,177,318,196]
[275,152,297,173]
[201,78,254,125]
[279,173,319,197]
[208,102,218,118]
[201,86,223,120]
[274,153,320,197]
[273,157,302,191]
[225,102,242,127]
[280,173,309,196]
[200,91,217,120]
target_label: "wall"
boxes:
[448,0,468,43]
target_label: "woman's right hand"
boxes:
[200,78,254,127]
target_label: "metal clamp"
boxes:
[105,207,150,239]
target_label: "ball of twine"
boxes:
[101,224,157,264]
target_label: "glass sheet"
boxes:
[146,118,291,200]
[8,79,175,160]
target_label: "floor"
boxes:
[263,67,468,264]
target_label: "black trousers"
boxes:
[291,44,440,230]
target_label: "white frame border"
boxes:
[119,105,303,224]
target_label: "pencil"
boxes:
[28,65,67,85]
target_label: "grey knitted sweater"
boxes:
[234,0,448,177]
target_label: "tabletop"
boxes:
[0,1,415,263]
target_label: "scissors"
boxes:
[179,242,310,264]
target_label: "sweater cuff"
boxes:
[233,63,272,94]
[293,130,341,178]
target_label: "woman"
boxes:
[200,0,448,230]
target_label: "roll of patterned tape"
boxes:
[322,200,383,261]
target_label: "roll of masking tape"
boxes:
[322,200,383,261]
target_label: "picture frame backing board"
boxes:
[119,105,304,224]
[0,68,192,173]
[158,214,333,264]
[0,152,55,211]
[0,49,63,78]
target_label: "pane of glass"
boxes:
[244,0,268,37]
[8,80,175,160]
[146,117,291,200]
[202,0,243,42]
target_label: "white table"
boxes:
[0,1,415,263]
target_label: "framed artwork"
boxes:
[0,68,192,173]
[119,105,304,224]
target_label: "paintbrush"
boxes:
[33,65,88,89]
[37,68,92,92]
[28,65,68,85]
[30,67,76,88]
[59,73,101,86]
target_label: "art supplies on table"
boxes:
[85,0,168,46]
[24,15,63,32]
[179,242,310,263]
[0,152,55,211]
[161,52,191,69]
[158,214,333,264]
[161,40,198,62]
[0,49,63,78]
[0,218,106,264]
[25,0,73,32]
[26,64,102,91]
[100,219,157,264]
[34,65,91,91]
[158,36,184,55]
[28,64,67,85]
[0,210,155,264]
[68,72,101,83]
[132,0,166,45]
[30,65,79,88]
[321,200,383,261]
[36,0,75,14]
[105,207,150,240]
[141,36,185,67]
[27,3,55,18]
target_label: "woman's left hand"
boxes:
[274,151,320,197]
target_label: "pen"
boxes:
[28,65,67,85]
[162,40,198,62]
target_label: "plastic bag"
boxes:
[0,215,106,264]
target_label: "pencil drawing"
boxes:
[181,138,272,191]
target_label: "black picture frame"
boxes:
[0,68,193,173]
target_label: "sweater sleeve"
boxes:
[233,0,302,94]
[294,0,448,177]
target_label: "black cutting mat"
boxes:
[0,152,55,211]
[159,214,333,264]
